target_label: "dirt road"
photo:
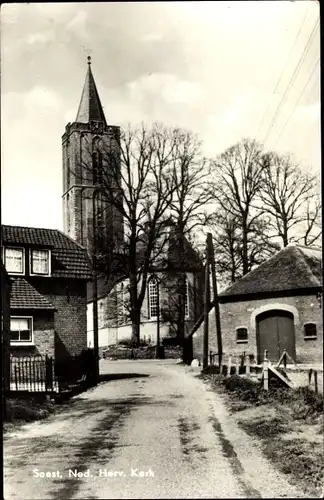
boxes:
[4,360,306,499]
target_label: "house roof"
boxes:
[2,225,91,280]
[10,278,56,310]
[219,245,322,299]
[76,58,107,125]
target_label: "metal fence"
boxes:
[10,355,59,393]
[9,349,97,394]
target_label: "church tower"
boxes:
[62,57,124,255]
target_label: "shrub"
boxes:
[117,338,137,347]
[162,336,180,347]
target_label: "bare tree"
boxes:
[163,129,211,344]
[211,138,276,278]
[211,214,242,286]
[260,153,321,247]
[79,123,176,346]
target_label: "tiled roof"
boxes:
[2,225,91,280]
[220,245,322,299]
[10,278,56,310]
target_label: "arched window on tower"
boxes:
[92,138,103,185]
[66,193,70,234]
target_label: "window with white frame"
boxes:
[185,276,189,318]
[148,279,159,319]
[4,247,25,275]
[30,249,50,276]
[10,317,33,344]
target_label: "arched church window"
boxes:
[67,157,71,187]
[66,194,70,232]
[92,138,103,185]
[148,278,159,320]
[185,275,189,318]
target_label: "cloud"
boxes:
[26,29,55,45]
[127,73,204,106]
[67,10,88,35]
[26,86,62,109]
[140,33,163,43]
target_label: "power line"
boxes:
[255,5,309,140]
[262,17,319,146]
[273,57,320,147]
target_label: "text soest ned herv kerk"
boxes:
[32,468,155,478]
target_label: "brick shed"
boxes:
[192,245,322,365]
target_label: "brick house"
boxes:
[1,225,91,361]
[87,224,205,350]
[192,245,322,365]
[1,261,11,390]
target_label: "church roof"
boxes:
[76,57,107,125]
[219,245,322,300]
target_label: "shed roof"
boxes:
[219,245,322,299]
[10,278,56,310]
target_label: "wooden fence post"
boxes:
[314,370,318,395]
[228,354,232,377]
[283,349,287,369]
[235,356,240,375]
[14,363,18,391]
[263,357,269,391]
[246,355,250,377]
[308,368,313,386]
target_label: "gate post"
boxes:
[263,356,269,391]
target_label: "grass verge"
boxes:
[3,397,56,433]
[200,370,323,498]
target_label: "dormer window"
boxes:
[30,249,51,276]
[4,247,25,275]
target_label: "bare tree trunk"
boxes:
[131,312,140,347]
[242,219,249,275]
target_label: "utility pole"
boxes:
[203,236,210,370]
[156,275,161,358]
[92,188,100,381]
[207,233,223,368]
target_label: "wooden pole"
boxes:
[263,356,269,391]
[246,355,250,376]
[156,276,161,359]
[203,237,210,370]
[235,356,239,375]
[207,233,223,368]
[314,370,318,395]
[92,188,100,381]
[228,354,232,377]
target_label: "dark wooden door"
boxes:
[256,310,296,363]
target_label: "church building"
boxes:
[62,58,205,350]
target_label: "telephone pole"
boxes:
[207,233,223,368]
[203,235,210,370]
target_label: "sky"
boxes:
[1,1,320,230]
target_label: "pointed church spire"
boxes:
[75,57,107,125]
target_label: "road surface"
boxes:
[4,360,305,499]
